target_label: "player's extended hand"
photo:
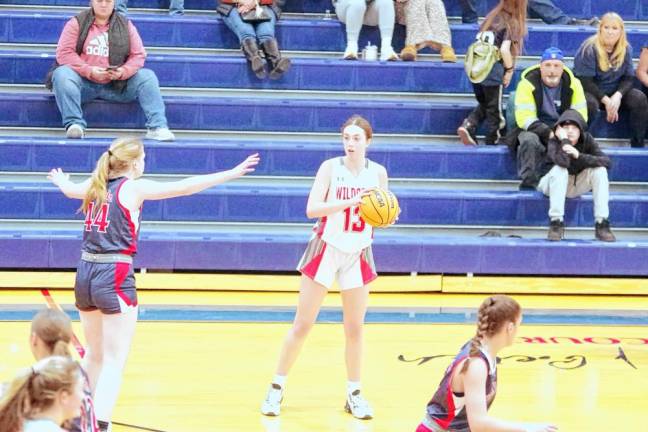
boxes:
[230,153,260,178]
[47,168,70,187]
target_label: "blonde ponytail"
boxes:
[80,136,144,216]
[31,308,73,358]
[0,369,32,432]
[0,357,80,432]
[80,151,111,216]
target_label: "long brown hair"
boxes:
[481,0,528,58]
[460,295,521,374]
[583,12,628,73]
[341,115,373,140]
[81,136,144,216]
[31,309,73,358]
[0,356,81,432]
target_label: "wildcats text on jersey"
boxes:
[336,187,362,200]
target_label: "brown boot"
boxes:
[400,45,417,61]
[440,45,457,63]
[241,38,266,79]
[595,219,616,242]
[547,219,565,241]
[261,38,291,80]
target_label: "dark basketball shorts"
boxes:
[74,259,138,314]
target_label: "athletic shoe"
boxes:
[261,383,283,416]
[146,127,176,141]
[379,47,398,62]
[344,389,373,420]
[457,119,477,146]
[66,124,85,139]
[343,46,358,60]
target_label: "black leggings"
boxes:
[585,88,648,148]
[467,83,505,145]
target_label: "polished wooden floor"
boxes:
[1,313,647,431]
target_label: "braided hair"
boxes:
[460,295,521,374]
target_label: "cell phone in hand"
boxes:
[106,66,119,71]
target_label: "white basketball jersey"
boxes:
[314,157,380,253]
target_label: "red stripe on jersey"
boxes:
[434,355,469,429]
[360,254,377,285]
[315,216,328,237]
[114,262,136,307]
[300,242,327,280]
[115,179,138,255]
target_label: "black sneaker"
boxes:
[567,17,599,26]
[457,119,477,146]
[595,219,616,242]
[547,219,564,241]
[518,181,537,191]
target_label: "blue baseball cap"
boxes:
[541,47,564,62]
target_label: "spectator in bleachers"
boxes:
[636,41,648,99]
[505,47,588,190]
[0,356,84,432]
[538,109,615,242]
[396,0,456,62]
[459,0,597,26]
[217,0,291,79]
[47,0,175,141]
[115,0,185,16]
[335,0,398,61]
[573,12,648,148]
[457,0,527,146]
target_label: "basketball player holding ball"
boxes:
[261,115,390,420]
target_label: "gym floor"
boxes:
[1,285,647,431]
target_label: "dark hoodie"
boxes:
[546,109,610,176]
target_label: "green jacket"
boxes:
[506,64,588,150]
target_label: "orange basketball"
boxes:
[359,188,399,228]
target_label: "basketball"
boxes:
[359,188,399,228]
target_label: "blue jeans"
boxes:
[459,0,569,25]
[115,0,184,16]
[459,0,478,24]
[52,66,168,130]
[220,8,277,44]
[528,0,570,24]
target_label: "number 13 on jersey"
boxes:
[343,206,366,232]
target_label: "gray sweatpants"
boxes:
[537,165,610,221]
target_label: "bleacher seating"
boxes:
[2,11,647,54]
[6,0,648,20]
[1,0,647,276]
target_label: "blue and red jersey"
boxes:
[81,177,141,256]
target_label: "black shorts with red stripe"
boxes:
[74,260,138,314]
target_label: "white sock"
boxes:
[595,218,603,223]
[272,374,286,388]
[380,37,393,53]
[345,40,359,53]
[347,380,361,395]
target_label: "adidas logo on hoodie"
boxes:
[86,32,109,57]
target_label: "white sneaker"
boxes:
[261,383,283,416]
[344,390,373,420]
[146,127,176,141]
[379,47,398,62]
[343,44,359,60]
[65,124,85,139]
